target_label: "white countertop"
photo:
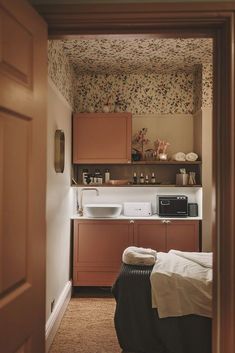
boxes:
[71,214,202,220]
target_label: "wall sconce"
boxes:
[54,129,65,173]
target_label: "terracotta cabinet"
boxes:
[73,219,200,286]
[133,220,199,252]
[166,220,199,251]
[73,219,133,286]
[73,112,132,164]
[134,220,167,251]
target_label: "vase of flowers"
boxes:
[132,128,150,160]
[154,138,170,160]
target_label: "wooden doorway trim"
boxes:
[36,3,235,353]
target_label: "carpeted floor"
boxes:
[49,296,122,353]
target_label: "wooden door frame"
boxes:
[35,2,235,353]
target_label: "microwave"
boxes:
[157,195,188,217]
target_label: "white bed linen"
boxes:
[150,251,212,318]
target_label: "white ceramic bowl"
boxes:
[84,203,122,218]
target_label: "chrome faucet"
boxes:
[78,188,99,216]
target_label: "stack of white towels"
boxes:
[172,152,198,161]
[122,246,157,266]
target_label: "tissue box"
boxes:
[123,202,152,217]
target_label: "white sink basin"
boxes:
[84,203,122,218]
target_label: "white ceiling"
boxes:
[62,37,213,75]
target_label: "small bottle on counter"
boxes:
[140,172,145,184]
[104,169,110,183]
[94,169,103,184]
[85,174,92,184]
[145,174,149,184]
[90,174,95,184]
[97,175,103,184]
[151,172,156,184]
[82,168,89,184]
[133,172,138,184]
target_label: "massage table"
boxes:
[112,263,211,353]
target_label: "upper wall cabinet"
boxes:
[73,113,132,164]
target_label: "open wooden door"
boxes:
[0,0,47,352]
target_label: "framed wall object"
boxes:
[54,129,65,173]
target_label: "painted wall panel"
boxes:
[46,79,73,321]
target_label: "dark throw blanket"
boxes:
[112,263,211,353]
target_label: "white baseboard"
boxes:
[45,280,72,352]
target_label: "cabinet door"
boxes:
[73,112,132,163]
[134,220,167,251]
[166,220,199,252]
[73,220,133,286]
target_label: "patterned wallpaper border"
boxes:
[62,38,212,75]
[73,71,195,114]
[48,40,213,115]
[202,64,213,108]
[48,40,75,108]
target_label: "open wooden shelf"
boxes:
[132,160,201,165]
[72,160,202,186]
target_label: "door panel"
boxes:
[1,8,33,86]
[0,1,47,353]
[73,220,134,286]
[0,112,30,293]
[134,221,167,252]
[166,221,199,252]
[73,113,132,163]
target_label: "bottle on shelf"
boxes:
[145,174,149,184]
[90,174,95,184]
[94,168,103,184]
[82,168,89,184]
[151,172,156,184]
[140,172,145,184]
[104,169,110,183]
[133,172,138,184]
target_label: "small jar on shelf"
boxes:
[133,172,138,184]
[104,169,110,183]
[139,172,145,184]
[151,172,156,184]
[82,168,89,184]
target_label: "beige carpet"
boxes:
[49,297,122,353]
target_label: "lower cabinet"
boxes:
[166,220,199,251]
[134,221,167,252]
[73,220,133,286]
[73,219,200,286]
[134,220,199,252]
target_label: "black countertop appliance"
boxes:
[157,195,188,217]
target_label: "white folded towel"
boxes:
[169,249,212,268]
[171,152,186,161]
[122,246,157,266]
[185,152,198,161]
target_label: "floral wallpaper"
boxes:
[202,64,213,108]
[48,40,75,107]
[193,65,202,112]
[48,38,213,114]
[62,38,212,75]
[74,71,195,114]
[193,64,213,112]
